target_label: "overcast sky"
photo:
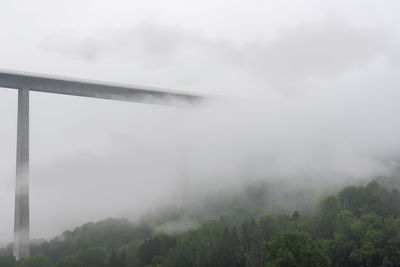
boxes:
[1,0,400,245]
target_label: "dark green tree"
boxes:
[0,255,16,267]
[267,231,330,267]
[55,254,80,267]
[316,196,341,239]
[214,227,236,267]
[17,254,53,267]
[107,249,118,267]
[117,250,127,267]
[77,247,107,267]
[291,210,300,220]
[137,234,176,266]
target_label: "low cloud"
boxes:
[0,18,399,245]
[39,20,390,91]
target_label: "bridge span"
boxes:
[0,69,204,260]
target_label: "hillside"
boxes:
[1,180,400,267]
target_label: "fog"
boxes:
[1,0,400,245]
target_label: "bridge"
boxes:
[0,69,205,260]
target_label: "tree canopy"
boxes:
[1,180,400,266]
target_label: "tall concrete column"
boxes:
[14,88,30,260]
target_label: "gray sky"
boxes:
[1,0,400,244]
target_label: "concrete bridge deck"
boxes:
[0,69,205,260]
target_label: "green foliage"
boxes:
[315,196,341,239]
[267,231,330,267]
[3,180,400,267]
[337,181,400,218]
[137,234,176,266]
[17,254,53,267]
[55,254,80,267]
[76,246,107,267]
[0,255,17,267]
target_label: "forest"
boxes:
[1,180,400,267]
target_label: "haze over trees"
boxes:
[1,180,400,267]
[2,1,400,267]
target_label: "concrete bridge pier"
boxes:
[0,69,205,260]
[13,88,30,260]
